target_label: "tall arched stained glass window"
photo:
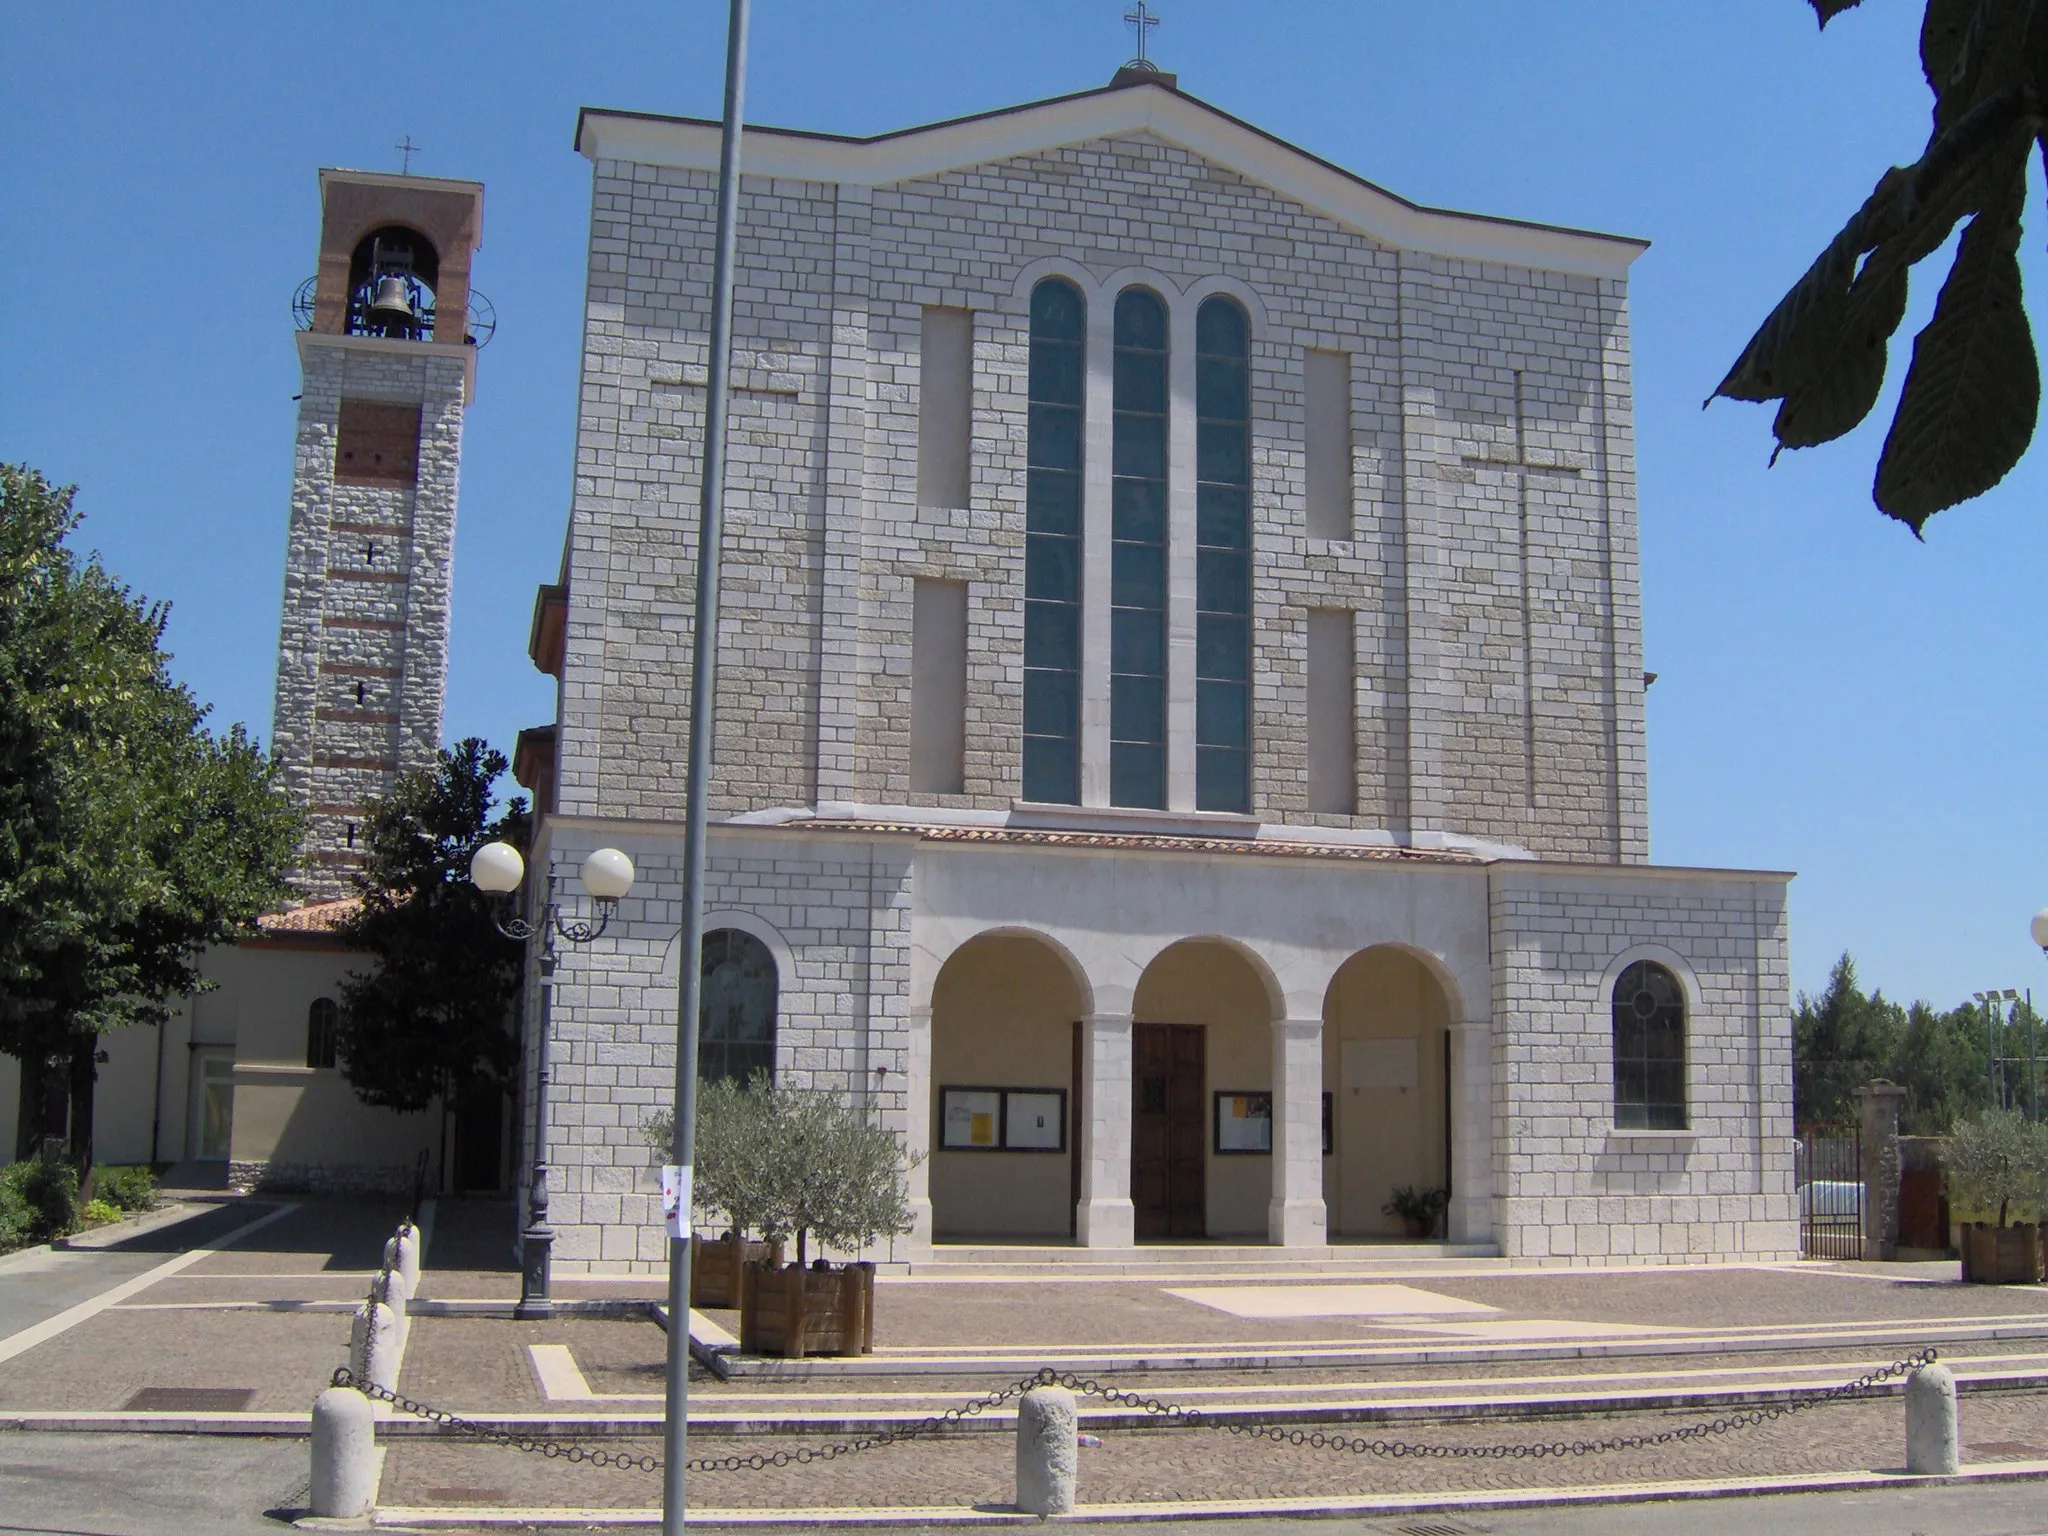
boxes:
[1611,960,1687,1129]
[1111,287,1168,809]
[699,929,778,1085]
[1023,278,1085,805]
[1195,296,1251,813]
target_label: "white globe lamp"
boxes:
[581,848,636,903]
[470,841,526,895]
[2032,908,2048,952]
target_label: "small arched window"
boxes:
[1110,287,1169,809]
[306,997,340,1070]
[1611,961,1686,1129]
[699,929,778,1085]
[1194,295,1251,812]
[1023,278,1086,805]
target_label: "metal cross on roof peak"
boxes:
[395,135,421,175]
[1124,2,1160,65]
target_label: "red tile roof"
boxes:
[255,896,363,934]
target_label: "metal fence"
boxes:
[1798,1125,1863,1260]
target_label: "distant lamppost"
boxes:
[471,841,636,1317]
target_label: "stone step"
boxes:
[906,1242,1502,1276]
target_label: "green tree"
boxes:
[1793,953,1907,1124]
[0,465,300,1170]
[1716,0,2048,530]
[1889,998,1992,1132]
[659,1075,916,1265]
[1945,1107,2048,1225]
[333,740,528,1139]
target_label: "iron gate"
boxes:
[1798,1125,1863,1259]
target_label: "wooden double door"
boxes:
[1132,1023,1205,1239]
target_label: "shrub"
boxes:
[79,1198,122,1226]
[0,1150,80,1243]
[0,1173,32,1252]
[95,1165,158,1213]
[1945,1110,2048,1228]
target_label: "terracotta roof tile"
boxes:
[801,820,1480,863]
[255,896,363,934]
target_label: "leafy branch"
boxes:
[1716,0,2048,531]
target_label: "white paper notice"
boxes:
[661,1164,693,1238]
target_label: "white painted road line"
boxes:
[0,1202,298,1367]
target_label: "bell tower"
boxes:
[272,168,487,899]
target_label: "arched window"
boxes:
[1611,961,1686,1129]
[1194,296,1251,813]
[1023,278,1085,805]
[306,997,339,1070]
[1111,287,1169,809]
[346,226,439,341]
[699,929,778,1085]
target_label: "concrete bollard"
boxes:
[1905,1361,1959,1475]
[310,1385,377,1518]
[1015,1385,1079,1516]
[380,1266,414,1345]
[388,1224,421,1293]
[349,1301,402,1394]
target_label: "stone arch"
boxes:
[1126,937,1285,1239]
[927,929,1090,1240]
[1321,944,1456,1238]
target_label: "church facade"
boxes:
[520,74,1796,1270]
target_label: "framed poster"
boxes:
[1213,1090,1273,1154]
[1003,1089,1067,1152]
[940,1087,1003,1150]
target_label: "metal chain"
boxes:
[328,1347,1937,1475]
[332,1366,664,1473]
[1040,1347,1938,1462]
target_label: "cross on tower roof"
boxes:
[1124,2,1160,66]
[395,135,421,175]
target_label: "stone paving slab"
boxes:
[0,1304,350,1413]
[374,1390,2048,1511]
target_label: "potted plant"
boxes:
[644,1097,780,1309]
[673,1074,917,1357]
[1382,1184,1448,1240]
[1945,1109,2047,1285]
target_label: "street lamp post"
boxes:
[471,841,635,1318]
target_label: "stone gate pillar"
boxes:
[1857,1079,1908,1261]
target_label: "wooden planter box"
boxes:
[1960,1222,2042,1284]
[689,1234,782,1310]
[738,1259,876,1358]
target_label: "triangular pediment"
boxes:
[577,80,1645,279]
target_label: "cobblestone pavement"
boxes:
[376,1388,2048,1511]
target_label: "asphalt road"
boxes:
[0,1431,309,1535]
[0,1203,267,1349]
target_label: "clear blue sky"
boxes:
[4,2,2043,1010]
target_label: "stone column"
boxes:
[903,1004,935,1251]
[1076,1012,1135,1247]
[1445,1023,1494,1246]
[1268,1017,1328,1247]
[1857,1079,1908,1261]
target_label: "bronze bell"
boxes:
[368,273,414,327]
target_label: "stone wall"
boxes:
[1487,865,1798,1262]
[558,122,1646,860]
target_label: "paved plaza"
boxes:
[2,1195,2047,1528]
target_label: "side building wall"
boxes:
[1487,865,1797,1263]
